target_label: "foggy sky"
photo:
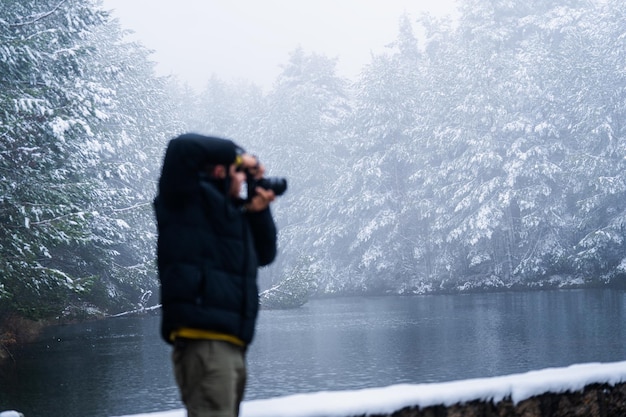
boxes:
[101,0,458,90]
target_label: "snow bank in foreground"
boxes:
[114,361,626,417]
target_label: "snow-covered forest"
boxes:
[1,0,625,324]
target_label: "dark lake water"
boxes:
[1,289,625,417]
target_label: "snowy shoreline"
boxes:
[113,361,626,417]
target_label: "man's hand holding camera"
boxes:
[241,154,275,212]
[238,154,287,213]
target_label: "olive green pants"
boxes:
[172,339,247,417]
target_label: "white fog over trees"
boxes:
[1,0,625,322]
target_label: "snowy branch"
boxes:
[30,211,87,226]
[9,1,68,28]
[110,202,152,213]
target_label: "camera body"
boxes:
[242,174,287,202]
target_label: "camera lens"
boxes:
[258,177,287,196]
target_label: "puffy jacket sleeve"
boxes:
[158,133,240,197]
[246,207,278,266]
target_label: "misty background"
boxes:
[1,0,626,323]
[100,0,459,90]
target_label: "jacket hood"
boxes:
[158,133,243,196]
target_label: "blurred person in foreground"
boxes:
[153,133,278,417]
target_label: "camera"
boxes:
[241,174,287,201]
[252,177,288,196]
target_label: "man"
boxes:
[153,133,278,417]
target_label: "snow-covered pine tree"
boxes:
[72,11,182,314]
[256,47,351,293]
[0,0,111,318]
[329,14,424,293]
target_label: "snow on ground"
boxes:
[114,361,626,417]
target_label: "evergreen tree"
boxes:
[561,1,626,282]
[193,76,266,142]
[325,15,425,293]
[0,0,182,319]
[75,14,183,313]
[257,47,351,291]
[0,0,111,317]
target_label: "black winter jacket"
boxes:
[154,133,277,345]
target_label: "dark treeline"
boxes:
[1,0,625,325]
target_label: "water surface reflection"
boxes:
[1,289,624,417]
